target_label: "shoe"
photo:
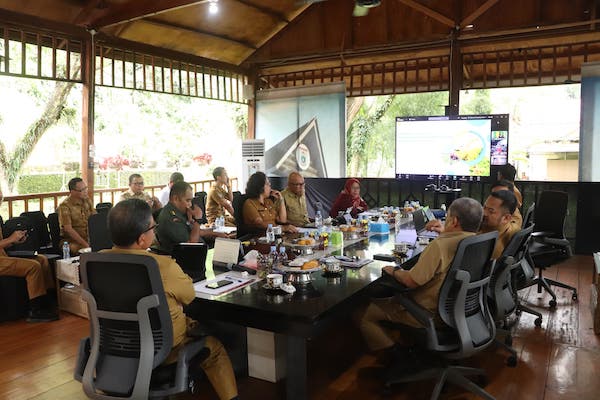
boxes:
[27,309,59,323]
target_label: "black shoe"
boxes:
[27,309,59,323]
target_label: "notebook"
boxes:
[412,209,439,239]
[173,243,208,282]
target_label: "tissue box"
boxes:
[369,222,390,234]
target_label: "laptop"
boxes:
[173,243,208,282]
[412,209,439,239]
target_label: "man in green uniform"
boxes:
[156,181,230,254]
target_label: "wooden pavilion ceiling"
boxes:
[1,0,600,92]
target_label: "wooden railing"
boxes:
[0,178,238,220]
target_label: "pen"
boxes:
[225,275,243,283]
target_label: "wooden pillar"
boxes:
[446,30,462,116]
[81,30,95,194]
[246,68,257,139]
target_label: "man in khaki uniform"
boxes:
[480,190,520,259]
[103,199,238,400]
[57,177,96,254]
[280,172,310,227]
[206,167,235,226]
[491,180,523,227]
[120,173,162,211]
[0,190,57,322]
[357,197,483,353]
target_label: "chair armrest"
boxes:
[531,231,554,238]
[542,237,570,247]
[171,337,207,393]
[394,291,435,328]
[73,337,91,382]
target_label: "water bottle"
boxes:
[278,246,288,266]
[266,224,275,243]
[62,241,70,259]
[314,210,323,229]
[268,245,278,273]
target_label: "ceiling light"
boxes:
[208,0,218,15]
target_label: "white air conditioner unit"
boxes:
[241,139,265,192]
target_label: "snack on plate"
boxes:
[297,238,316,246]
[301,260,319,270]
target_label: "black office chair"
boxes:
[522,203,534,228]
[1,216,38,255]
[192,192,207,225]
[95,202,113,213]
[383,231,498,400]
[47,212,61,254]
[75,253,207,399]
[87,213,113,252]
[488,225,535,366]
[20,211,57,254]
[525,191,576,308]
[233,194,263,239]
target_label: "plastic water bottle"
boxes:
[315,210,323,229]
[278,246,288,266]
[266,224,275,243]
[268,245,278,272]
[62,241,70,259]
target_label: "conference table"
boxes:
[186,223,425,400]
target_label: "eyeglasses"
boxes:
[75,187,88,192]
[142,223,159,234]
[132,182,144,186]
[289,182,305,187]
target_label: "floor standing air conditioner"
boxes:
[241,139,265,192]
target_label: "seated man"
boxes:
[157,172,184,208]
[120,173,162,211]
[497,163,523,207]
[58,177,96,254]
[491,179,523,227]
[480,190,520,259]
[280,172,310,227]
[356,197,483,357]
[103,199,238,400]
[0,190,57,322]
[155,181,230,254]
[206,167,235,227]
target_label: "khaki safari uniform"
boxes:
[486,221,521,260]
[281,188,309,226]
[242,198,278,230]
[155,202,196,254]
[206,184,235,226]
[57,196,96,254]
[0,230,54,300]
[358,231,475,351]
[120,189,153,204]
[102,248,237,400]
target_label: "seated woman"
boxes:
[330,178,368,218]
[242,172,297,233]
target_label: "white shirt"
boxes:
[157,185,170,207]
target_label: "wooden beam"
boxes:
[82,0,210,29]
[460,0,500,29]
[396,0,456,28]
[232,0,289,23]
[73,0,103,25]
[94,31,248,74]
[144,18,256,50]
[81,32,95,193]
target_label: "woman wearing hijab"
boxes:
[330,178,368,218]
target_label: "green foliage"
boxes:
[17,174,64,194]
[346,92,448,177]
[460,89,492,115]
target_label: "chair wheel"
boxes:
[534,317,542,327]
[549,299,557,308]
[507,355,517,367]
[504,336,513,346]
[572,293,578,301]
